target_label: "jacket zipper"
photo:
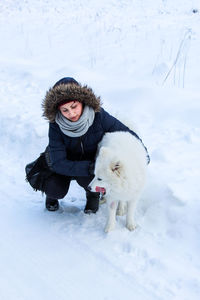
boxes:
[80,141,85,156]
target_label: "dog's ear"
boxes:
[110,161,122,176]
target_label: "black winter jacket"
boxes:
[48,108,136,177]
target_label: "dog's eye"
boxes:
[97,178,102,181]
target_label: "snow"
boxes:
[0,0,200,299]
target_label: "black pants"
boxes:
[44,173,94,199]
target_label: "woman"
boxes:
[42,77,148,213]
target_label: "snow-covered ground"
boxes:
[0,1,200,299]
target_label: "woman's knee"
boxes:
[76,175,94,190]
[44,174,71,199]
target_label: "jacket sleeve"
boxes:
[100,109,150,164]
[100,108,136,135]
[48,123,91,177]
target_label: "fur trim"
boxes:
[42,83,102,122]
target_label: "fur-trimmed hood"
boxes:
[42,83,102,122]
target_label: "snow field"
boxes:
[0,1,200,299]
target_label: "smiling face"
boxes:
[59,101,83,122]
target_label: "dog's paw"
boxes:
[99,197,106,205]
[126,223,137,231]
[104,223,115,233]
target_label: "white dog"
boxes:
[89,131,148,232]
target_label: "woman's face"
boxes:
[59,101,83,122]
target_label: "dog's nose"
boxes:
[87,186,92,191]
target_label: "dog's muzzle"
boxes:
[95,186,106,195]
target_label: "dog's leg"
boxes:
[116,201,127,216]
[126,200,137,231]
[104,201,118,233]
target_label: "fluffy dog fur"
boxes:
[89,131,147,232]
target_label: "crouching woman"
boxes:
[42,77,140,213]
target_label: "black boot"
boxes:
[84,191,100,214]
[45,197,59,211]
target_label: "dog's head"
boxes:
[89,146,125,195]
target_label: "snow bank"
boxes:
[0,1,200,299]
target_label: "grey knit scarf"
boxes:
[55,105,95,137]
